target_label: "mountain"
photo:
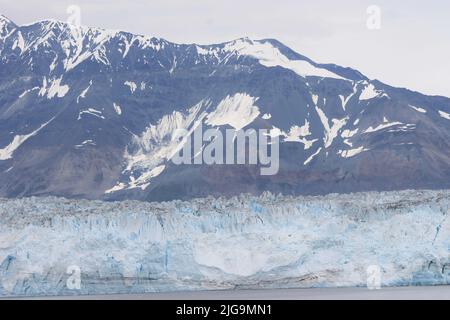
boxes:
[1,15,450,201]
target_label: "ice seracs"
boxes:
[2,190,450,296]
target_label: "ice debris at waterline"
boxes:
[1,190,450,297]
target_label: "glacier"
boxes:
[1,190,450,297]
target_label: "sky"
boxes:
[1,0,450,97]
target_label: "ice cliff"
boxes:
[1,190,450,297]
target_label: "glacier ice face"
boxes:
[1,190,450,297]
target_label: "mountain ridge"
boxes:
[1,16,444,96]
[0,16,370,84]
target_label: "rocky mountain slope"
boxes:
[1,15,450,201]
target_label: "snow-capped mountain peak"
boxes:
[0,14,15,26]
[0,17,365,82]
[0,15,16,38]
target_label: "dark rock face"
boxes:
[1,15,450,201]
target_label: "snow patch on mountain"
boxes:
[439,110,450,121]
[109,93,264,193]
[61,27,118,71]
[38,77,69,99]
[359,83,384,101]
[365,121,404,133]
[339,85,357,111]
[108,101,209,193]
[0,15,17,43]
[128,165,166,191]
[340,146,369,158]
[49,54,60,73]
[267,121,316,150]
[304,147,322,165]
[0,15,14,31]
[224,39,346,80]
[312,94,319,106]
[314,104,348,148]
[341,128,358,139]
[11,31,25,52]
[74,140,96,149]
[409,105,427,114]
[284,121,317,149]
[0,117,55,160]
[124,81,137,93]
[386,124,416,133]
[113,103,122,115]
[19,86,39,98]
[284,125,310,142]
[77,80,92,103]
[104,182,127,194]
[77,108,105,120]
[206,93,260,130]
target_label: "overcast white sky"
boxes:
[1,0,449,97]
